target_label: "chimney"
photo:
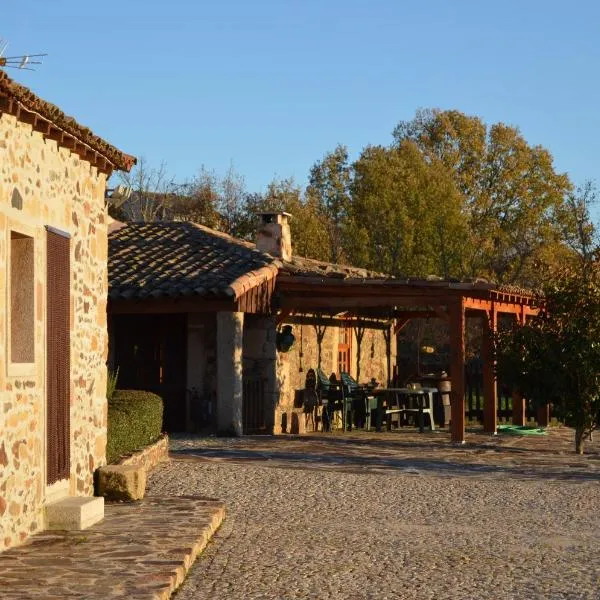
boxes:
[256,212,292,261]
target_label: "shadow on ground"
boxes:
[170,428,600,483]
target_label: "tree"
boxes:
[219,163,247,236]
[307,145,352,263]
[495,258,600,454]
[393,109,573,285]
[345,141,469,277]
[167,168,221,229]
[115,157,177,222]
[559,181,598,265]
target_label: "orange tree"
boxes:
[495,259,600,453]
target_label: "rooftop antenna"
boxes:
[0,39,46,71]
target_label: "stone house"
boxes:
[108,214,396,435]
[0,71,134,550]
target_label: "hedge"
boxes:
[107,390,163,464]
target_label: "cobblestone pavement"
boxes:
[148,428,600,600]
[0,496,224,599]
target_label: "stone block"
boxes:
[45,496,104,530]
[97,465,147,501]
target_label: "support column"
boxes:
[512,309,526,426]
[537,403,550,427]
[449,299,466,444]
[217,311,244,436]
[383,327,392,386]
[512,391,526,426]
[482,305,497,434]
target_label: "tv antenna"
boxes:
[0,39,46,71]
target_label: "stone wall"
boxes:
[0,114,109,550]
[285,323,395,390]
[279,322,397,430]
[242,315,286,434]
[118,435,169,473]
[187,313,217,430]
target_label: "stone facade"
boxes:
[273,322,397,433]
[216,312,244,435]
[0,113,110,550]
[242,315,291,434]
[285,323,395,389]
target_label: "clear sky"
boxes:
[3,0,599,194]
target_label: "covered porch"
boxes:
[275,275,541,443]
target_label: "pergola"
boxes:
[275,274,540,444]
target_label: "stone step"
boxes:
[45,496,104,530]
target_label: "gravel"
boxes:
[148,435,600,600]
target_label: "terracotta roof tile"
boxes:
[0,70,135,173]
[109,222,278,301]
[282,255,388,279]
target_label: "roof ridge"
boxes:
[0,69,135,172]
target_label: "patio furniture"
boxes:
[340,372,368,429]
[323,373,348,431]
[303,368,319,432]
[371,387,437,432]
[316,367,331,395]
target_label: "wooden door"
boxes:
[112,313,188,431]
[46,228,71,484]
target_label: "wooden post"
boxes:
[383,327,392,387]
[354,325,366,383]
[314,324,327,370]
[482,304,497,434]
[449,299,466,443]
[512,310,527,426]
[537,403,550,427]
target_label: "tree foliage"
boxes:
[495,254,600,454]
[392,109,573,284]
[306,145,352,263]
[167,167,221,229]
[346,141,468,277]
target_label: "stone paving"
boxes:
[149,427,600,600]
[0,496,224,599]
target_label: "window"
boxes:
[10,231,35,363]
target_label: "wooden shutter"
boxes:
[46,227,71,485]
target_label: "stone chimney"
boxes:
[256,212,292,261]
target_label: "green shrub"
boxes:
[106,367,119,401]
[107,390,163,464]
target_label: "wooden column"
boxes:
[383,327,392,386]
[482,305,497,434]
[512,309,526,426]
[537,403,550,427]
[354,325,366,382]
[449,299,466,443]
[314,324,327,370]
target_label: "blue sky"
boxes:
[3,0,599,195]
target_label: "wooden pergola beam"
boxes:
[277,295,453,310]
[278,314,391,330]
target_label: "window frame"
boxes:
[6,222,37,377]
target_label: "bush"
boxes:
[107,390,163,464]
[106,367,119,401]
